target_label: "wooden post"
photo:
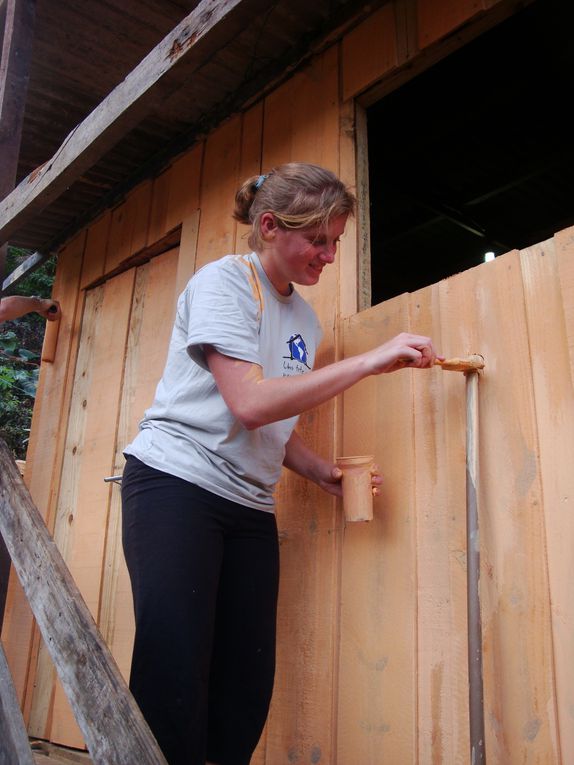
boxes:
[0,640,35,764]
[0,438,168,765]
[465,369,486,764]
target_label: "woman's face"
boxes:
[259,213,348,296]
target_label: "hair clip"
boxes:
[254,174,269,190]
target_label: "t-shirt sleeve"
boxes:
[184,260,262,370]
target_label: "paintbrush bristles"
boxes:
[436,354,485,372]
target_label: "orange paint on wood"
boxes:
[338,297,417,764]
[411,282,471,762]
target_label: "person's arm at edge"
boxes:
[0,296,61,323]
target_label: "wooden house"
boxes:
[1,0,573,761]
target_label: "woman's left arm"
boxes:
[283,430,382,498]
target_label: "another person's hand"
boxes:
[318,462,383,498]
[37,299,61,321]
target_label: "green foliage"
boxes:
[0,247,56,458]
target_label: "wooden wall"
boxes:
[4,0,573,762]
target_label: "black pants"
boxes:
[121,456,280,765]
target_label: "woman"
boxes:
[121,162,439,765]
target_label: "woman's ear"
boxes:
[260,212,277,242]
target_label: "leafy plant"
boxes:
[1,247,56,458]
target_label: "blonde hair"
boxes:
[233,162,356,250]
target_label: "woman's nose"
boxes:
[319,243,336,263]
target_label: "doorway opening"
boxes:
[367,0,574,305]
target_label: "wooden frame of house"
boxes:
[1,0,573,762]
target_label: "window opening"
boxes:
[367,0,574,305]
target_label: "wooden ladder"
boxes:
[0,439,168,765]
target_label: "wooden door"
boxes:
[27,248,179,747]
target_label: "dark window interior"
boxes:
[367,0,574,305]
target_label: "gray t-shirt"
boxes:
[124,252,323,512]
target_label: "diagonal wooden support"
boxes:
[0,438,168,765]
[0,0,269,247]
[0,640,35,764]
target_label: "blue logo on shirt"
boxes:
[284,334,311,369]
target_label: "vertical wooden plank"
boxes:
[105,181,152,273]
[147,168,172,245]
[555,226,574,383]
[411,283,470,763]
[148,145,204,248]
[80,211,111,289]
[341,3,398,101]
[417,0,484,49]
[194,116,241,271]
[235,102,264,255]
[521,238,573,763]
[173,144,203,298]
[338,297,417,765]
[1,231,86,716]
[439,254,558,763]
[259,46,342,765]
[47,268,136,747]
[338,99,359,319]
[100,248,179,680]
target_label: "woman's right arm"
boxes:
[204,332,439,430]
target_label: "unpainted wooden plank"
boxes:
[235,102,263,255]
[416,0,484,49]
[410,282,469,763]
[28,286,104,741]
[79,212,111,290]
[338,99,359,319]
[194,115,241,271]
[338,299,418,764]
[99,249,178,681]
[520,238,574,763]
[49,268,136,747]
[0,440,168,764]
[147,168,172,246]
[165,145,203,235]
[0,640,35,765]
[105,181,152,273]
[341,3,398,101]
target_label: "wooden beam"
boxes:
[0,0,36,626]
[0,641,35,765]
[0,0,267,247]
[0,438,168,765]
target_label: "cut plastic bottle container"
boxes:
[335,455,375,522]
